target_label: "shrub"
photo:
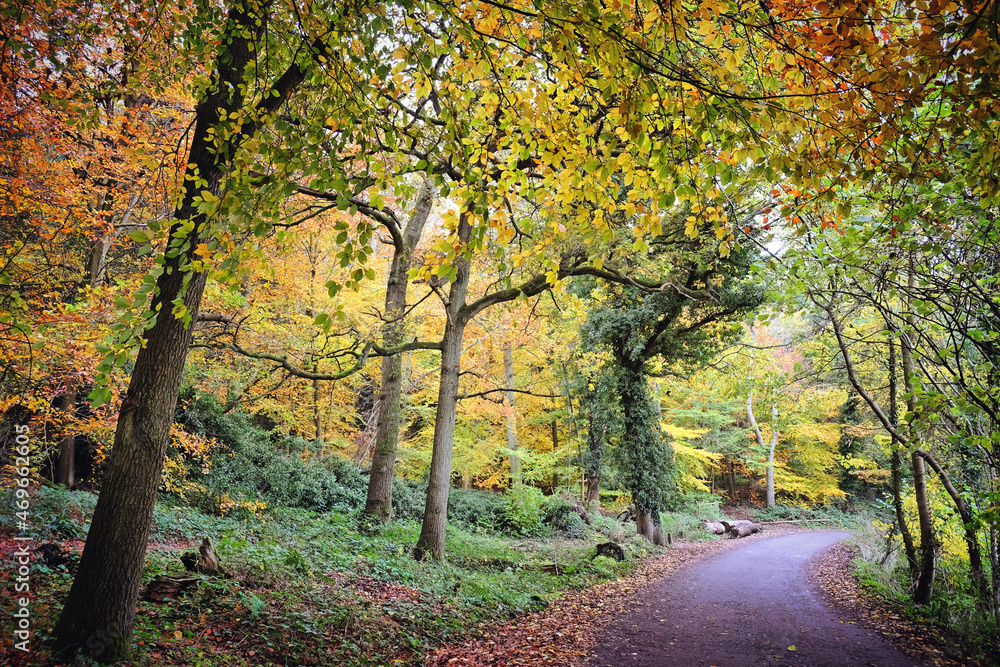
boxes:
[542,497,585,538]
[504,485,547,536]
[391,478,426,521]
[448,487,508,533]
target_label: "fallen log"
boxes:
[143,575,198,602]
[728,520,764,538]
[704,520,728,535]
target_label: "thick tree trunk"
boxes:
[636,509,665,545]
[911,451,935,606]
[887,336,918,575]
[54,392,76,488]
[53,4,293,659]
[364,178,433,520]
[504,342,520,487]
[413,209,472,561]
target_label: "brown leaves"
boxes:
[812,542,981,667]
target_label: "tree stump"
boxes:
[181,537,223,575]
[594,541,626,561]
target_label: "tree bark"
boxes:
[504,342,521,487]
[747,392,778,507]
[636,509,666,545]
[887,335,918,575]
[413,208,473,561]
[911,450,935,605]
[916,449,990,608]
[364,178,433,520]
[53,3,304,658]
[54,392,76,488]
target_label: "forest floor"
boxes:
[2,496,993,667]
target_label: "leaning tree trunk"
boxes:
[917,449,991,609]
[364,178,433,520]
[900,271,935,606]
[413,209,472,561]
[53,3,303,658]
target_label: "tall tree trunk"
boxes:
[53,3,303,658]
[413,209,472,561]
[887,336,918,574]
[504,342,520,487]
[54,392,76,488]
[911,451,935,605]
[312,375,323,451]
[583,392,604,511]
[615,365,670,544]
[901,262,935,605]
[747,392,778,507]
[916,449,990,608]
[728,460,737,500]
[364,178,433,520]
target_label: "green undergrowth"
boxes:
[5,486,657,666]
[848,520,999,665]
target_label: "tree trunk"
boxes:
[53,4,294,658]
[911,451,935,606]
[900,268,935,606]
[364,178,433,520]
[584,475,600,506]
[728,460,737,500]
[636,509,665,545]
[747,392,778,507]
[312,375,323,451]
[582,393,604,511]
[916,449,990,609]
[54,392,76,488]
[504,342,520,487]
[887,335,918,575]
[413,209,472,561]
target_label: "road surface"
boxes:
[590,531,922,667]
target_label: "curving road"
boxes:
[590,531,922,667]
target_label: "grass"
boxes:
[3,487,658,666]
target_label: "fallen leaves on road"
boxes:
[427,526,812,666]
[811,542,989,667]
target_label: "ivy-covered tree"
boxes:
[579,226,766,543]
